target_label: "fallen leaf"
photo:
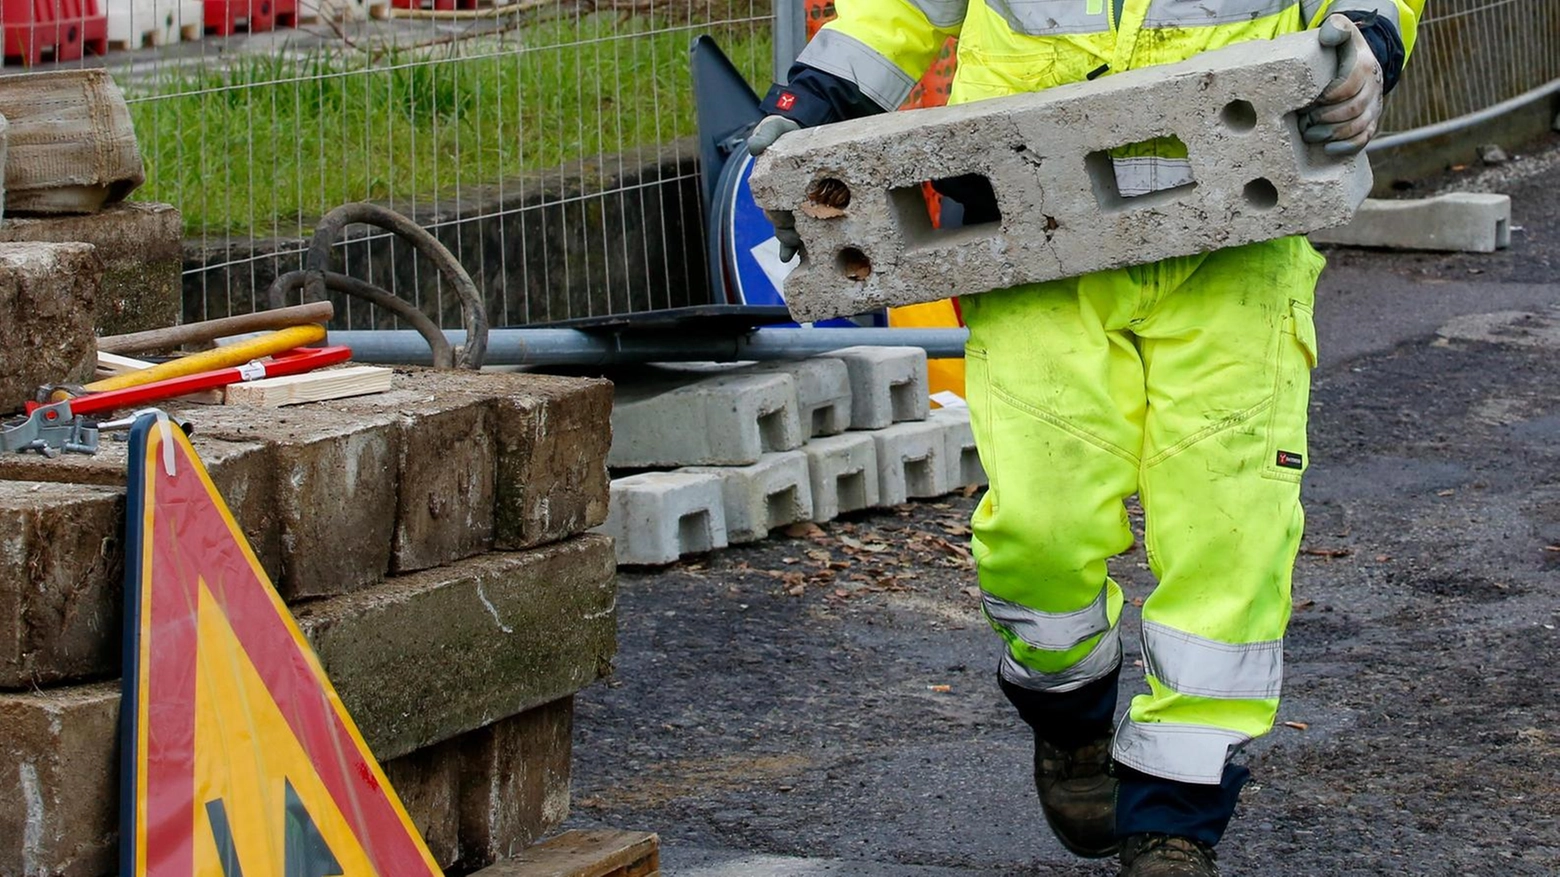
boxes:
[784,522,826,539]
[838,535,865,551]
[1131,597,1145,607]
[1544,545,1560,553]
[1293,598,1316,611]
[1301,547,1352,558]
[962,485,980,498]
[1436,489,1456,497]
[786,585,805,596]
[799,202,847,219]
[927,684,952,693]
[961,586,981,598]
[1375,554,1391,562]
[1283,721,1310,731]
[834,588,849,598]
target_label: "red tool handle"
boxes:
[56,347,354,417]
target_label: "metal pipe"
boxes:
[1369,77,1560,152]
[329,328,972,366]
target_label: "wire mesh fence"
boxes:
[1380,0,1560,134]
[1,2,1553,330]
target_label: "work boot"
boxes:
[1118,834,1219,876]
[1033,733,1118,858]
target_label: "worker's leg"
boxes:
[1115,236,1325,845]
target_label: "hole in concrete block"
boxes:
[807,177,852,210]
[678,510,714,554]
[889,381,918,422]
[757,409,788,452]
[836,247,873,282]
[765,486,800,530]
[1221,100,1258,133]
[1496,217,1511,249]
[836,471,867,513]
[1243,178,1279,210]
[905,456,935,497]
[1086,138,1198,212]
[890,175,1002,249]
[960,447,983,486]
[811,407,835,437]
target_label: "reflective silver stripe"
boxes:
[1112,719,1251,784]
[910,0,969,28]
[999,624,1122,694]
[797,29,919,113]
[1141,621,1284,700]
[983,587,1110,652]
[1111,157,1195,198]
[984,0,1110,36]
[1143,0,1296,27]
[1301,0,1401,30]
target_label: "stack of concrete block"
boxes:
[597,346,987,565]
[0,368,617,875]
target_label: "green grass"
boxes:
[127,15,772,235]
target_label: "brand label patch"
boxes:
[1276,450,1304,470]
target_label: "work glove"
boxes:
[747,115,805,262]
[1302,14,1385,156]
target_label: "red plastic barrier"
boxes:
[2,0,108,66]
[203,0,275,35]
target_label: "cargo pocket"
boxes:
[1263,298,1318,484]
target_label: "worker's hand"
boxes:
[748,115,805,262]
[1302,14,1385,156]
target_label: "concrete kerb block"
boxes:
[870,420,952,506]
[0,242,100,413]
[609,372,804,467]
[685,451,815,543]
[803,433,881,522]
[736,358,852,438]
[1309,193,1513,253]
[825,346,930,430]
[930,406,986,489]
[597,471,729,565]
[750,31,1370,322]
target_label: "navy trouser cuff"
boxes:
[999,664,1120,750]
[1114,762,1251,847]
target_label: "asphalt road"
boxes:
[565,133,1560,876]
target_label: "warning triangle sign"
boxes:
[120,413,441,876]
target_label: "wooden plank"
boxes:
[223,365,393,408]
[472,830,660,877]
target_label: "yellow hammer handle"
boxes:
[75,324,329,396]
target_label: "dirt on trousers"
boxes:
[565,135,1560,876]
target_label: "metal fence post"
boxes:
[772,0,808,85]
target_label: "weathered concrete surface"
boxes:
[737,359,853,438]
[750,31,1371,321]
[827,347,930,430]
[598,471,729,566]
[802,433,880,522]
[610,372,804,468]
[406,369,613,551]
[686,452,815,544]
[294,534,616,761]
[0,483,124,690]
[383,731,466,870]
[458,696,575,868]
[0,202,181,335]
[0,682,119,877]
[1309,193,1513,253]
[0,243,101,413]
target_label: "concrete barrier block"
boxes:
[930,406,986,488]
[0,243,100,413]
[456,697,574,868]
[870,420,952,506]
[685,451,815,544]
[0,682,119,877]
[597,471,729,565]
[382,734,465,870]
[750,31,1370,321]
[738,358,852,437]
[803,433,880,522]
[825,346,930,430]
[1308,193,1512,253]
[0,203,182,336]
[294,534,616,761]
[610,372,803,467]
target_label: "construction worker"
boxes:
[748,2,1420,874]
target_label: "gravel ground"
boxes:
[564,135,1560,875]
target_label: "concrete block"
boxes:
[598,471,729,565]
[401,369,613,551]
[737,358,852,437]
[457,696,574,869]
[187,404,400,599]
[332,384,496,575]
[749,32,1371,321]
[609,372,803,467]
[803,433,880,522]
[0,682,119,877]
[1308,193,1512,253]
[826,346,930,429]
[382,735,465,871]
[870,420,953,506]
[293,534,616,761]
[0,203,184,337]
[0,483,123,690]
[930,406,985,488]
[0,243,100,414]
[685,452,815,544]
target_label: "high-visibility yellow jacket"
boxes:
[765,0,1422,136]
